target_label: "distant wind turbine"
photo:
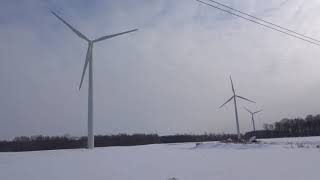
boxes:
[244,107,262,132]
[50,10,138,149]
[219,76,255,140]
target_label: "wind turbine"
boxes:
[219,76,255,140]
[244,107,262,132]
[50,10,138,149]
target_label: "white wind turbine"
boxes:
[244,107,262,132]
[219,76,255,140]
[51,10,138,149]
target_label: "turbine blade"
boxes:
[243,107,253,114]
[254,109,263,114]
[237,95,256,103]
[50,10,89,41]
[219,96,234,108]
[93,29,138,43]
[230,76,235,94]
[79,44,92,90]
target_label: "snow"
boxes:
[1,137,320,180]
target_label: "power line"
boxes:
[196,0,320,47]
[208,0,320,44]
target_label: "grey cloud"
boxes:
[1,0,320,140]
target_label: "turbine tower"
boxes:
[219,76,255,140]
[51,10,138,149]
[244,107,262,132]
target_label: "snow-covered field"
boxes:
[1,137,320,180]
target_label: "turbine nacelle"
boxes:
[244,107,263,115]
[219,76,255,108]
[50,10,138,91]
[51,10,138,149]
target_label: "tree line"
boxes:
[3,114,320,152]
[0,133,237,152]
[246,114,320,138]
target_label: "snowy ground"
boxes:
[1,137,319,180]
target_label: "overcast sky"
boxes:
[1,0,320,140]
